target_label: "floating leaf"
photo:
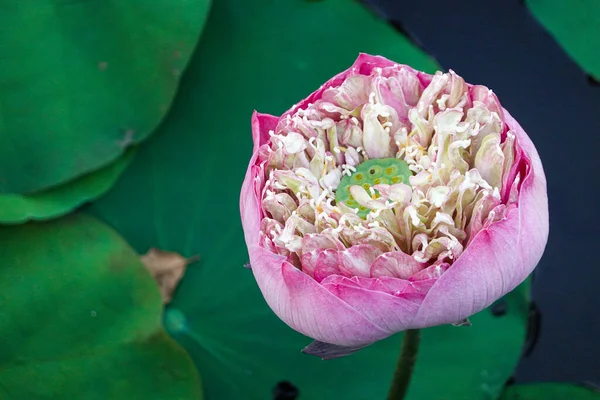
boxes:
[0,213,203,399]
[0,0,211,193]
[141,248,199,304]
[500,383,600,399]
[527,0,600,80]
[0,148,134,224]
[89,0,529,398]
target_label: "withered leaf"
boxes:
[140,248,199,304]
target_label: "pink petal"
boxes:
[410,262,450,281]
[354,53,398,75]
[375,75,409,120]
[251,111,279,152]
[502,133,525,202]
[324,275,411,298]
[339,244,383,277]
[249,245,389,346]
[325,273,437,304]
[411,109,548,328]
[282,53,413,118]
[332,75,371,110]
[321,275,421,335]
[300,250,319,279]
[396,67,423,107]
[301,233,345,253]
[241,112,280,249]
[313,249,342,282]
[370,251,426,279]
[240,161,263,249]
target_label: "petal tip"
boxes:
[251,111,279,150]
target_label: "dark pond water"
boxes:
[366,0,600,386]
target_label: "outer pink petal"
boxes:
[321,275,422,335]
[249,245,389,346]
[326,275,432,303]
[250,111,278,152]
[411,109,548,328]
[240,161,262,249]
[240,112,279,249]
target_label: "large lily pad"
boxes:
[500,383,600,399]
[0,0,211,194]
[0,149,134,224]
[527,0,600,80]
[0,213,203,399]
[89,0,530,398]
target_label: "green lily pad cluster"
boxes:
[0,0,211,221]
[0,0,545,399]
[0,1,211,398]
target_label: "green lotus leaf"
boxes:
[527,0,600,80]
[0,148,134,224]
[0,0,211,194]
[500,383,600,399]
[0,213,203,399]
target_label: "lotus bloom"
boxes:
[240,54,548,353]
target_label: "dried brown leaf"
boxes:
[140,248,199,304]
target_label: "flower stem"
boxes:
[387,329,421,400]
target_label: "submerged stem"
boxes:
[386,329,421,400]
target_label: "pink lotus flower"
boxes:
[240,54,548,355]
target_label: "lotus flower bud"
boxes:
[240,54,548,355]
